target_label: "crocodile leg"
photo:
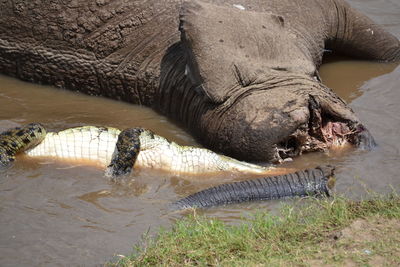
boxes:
[105,128,143,178]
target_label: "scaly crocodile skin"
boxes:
[1,123,279,177]
[0,123,47,165]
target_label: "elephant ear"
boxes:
[179,0,315,104]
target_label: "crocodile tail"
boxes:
[171,165,335,209]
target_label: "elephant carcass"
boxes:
[0,0,399,162]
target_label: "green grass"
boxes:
[112,194,400,266]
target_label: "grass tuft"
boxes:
[112,194,400,266]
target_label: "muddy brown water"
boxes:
[1,1,400,266]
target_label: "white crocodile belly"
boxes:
[26,127,119,166]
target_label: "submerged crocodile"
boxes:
[0,123,335,208]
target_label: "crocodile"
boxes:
[0,123,287,177]
[0,123,334,208]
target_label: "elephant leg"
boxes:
[327,0,400,61]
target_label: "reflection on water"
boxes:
[319,55,397,102]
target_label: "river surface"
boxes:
[0,0,399,266]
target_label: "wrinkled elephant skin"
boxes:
[0,0,399,162]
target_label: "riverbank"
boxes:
[113,194,400,266]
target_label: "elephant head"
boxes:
[158,1,379,162]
